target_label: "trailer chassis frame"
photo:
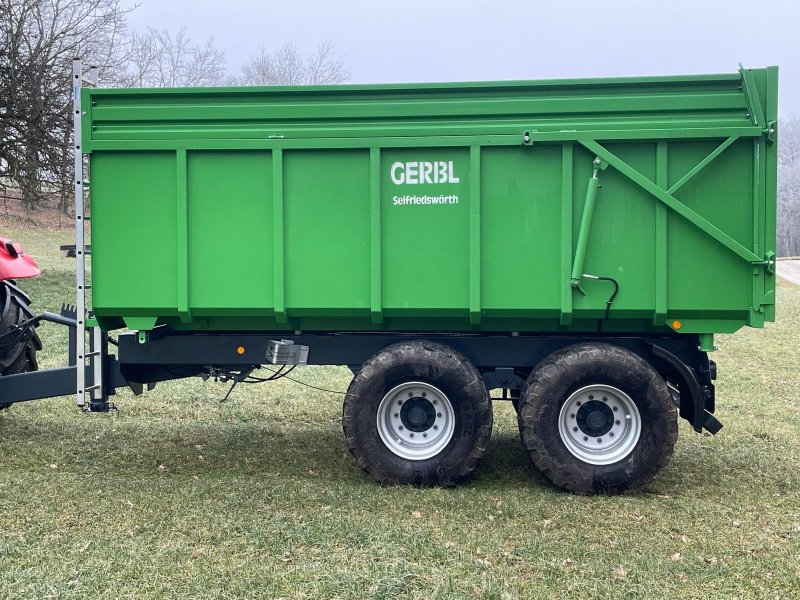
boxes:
[0,317,720,433]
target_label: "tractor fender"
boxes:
[0,237,40,281]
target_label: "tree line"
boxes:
[0,0,348,214]
[778,116,800,256]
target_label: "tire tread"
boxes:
[0,281,41,411]
[342,340,492,486]
[518,342,678,494]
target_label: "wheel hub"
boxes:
[557,384,642,465]
[577,401,613,437]
[401,397,436,432]
[376,381,455,460]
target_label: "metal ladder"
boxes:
[72,58,104,410]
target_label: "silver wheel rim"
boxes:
[558,384,641,465]
[376,381,455,460]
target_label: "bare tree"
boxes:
[123,27,226,88]
[778,115,800,257]
[0,1,227,215]
[0,0,131,212]
[0,3,345,217]
[238,41,349,86]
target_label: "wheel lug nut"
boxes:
[588,395,593,400]
[399,426,404,430]
[423,433,427,438]
[398,400,403,405]
[394,413,399,418]
[576,401,581,406]
[436,412,442,418]
[609,432,614,437]
[408,392,413,397]
[615,419,620,425]
[433,425,438,430]
[597,438,602,443]
[573,426,578,432]
[433,399,438,405]
[583,436,588,441]
[570,413,575,418]
[612,406,618,412]
[410,433,414,437]
[602,397,607,402]
[422,392,427,397]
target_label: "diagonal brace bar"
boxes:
[667,136,738,195]
[739,64,765,128]
[578,140,763,264]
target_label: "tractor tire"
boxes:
[342,340,492,486]
[518,342,677,495]
[0,281,42,411]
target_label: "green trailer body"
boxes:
[0,65,779,493]
[83,67,778,341]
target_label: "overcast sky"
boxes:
[127,0,799,116]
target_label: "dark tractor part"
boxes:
[342,340,492,486]
[0,281,42,410]
[517,342,678,495]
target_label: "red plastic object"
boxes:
[0,236,40,281]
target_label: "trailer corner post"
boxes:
[698,333,715,353]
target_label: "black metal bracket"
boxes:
[482,367,524,397]
[651,343,721,434]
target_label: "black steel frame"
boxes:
[0,320,720,433]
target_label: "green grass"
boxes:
[1,225,799,599]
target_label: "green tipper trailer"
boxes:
[0,63,778,494]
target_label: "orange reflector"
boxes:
[236,345,246,355]
[672,320,682,330]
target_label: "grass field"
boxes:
[1,225,799,599]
